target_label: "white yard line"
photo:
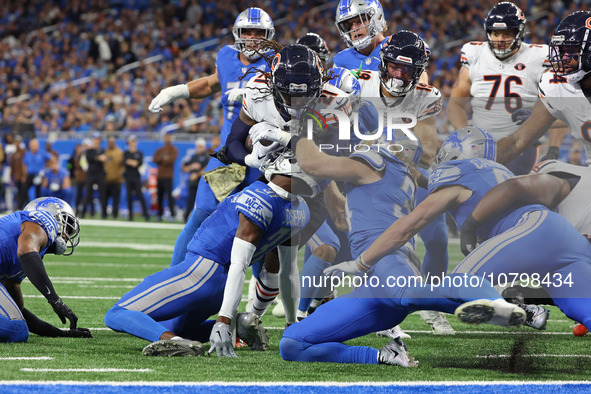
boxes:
[80,219,184,230]
[476,354,591,358]
[0,357,53,360]
[20,368,153,373]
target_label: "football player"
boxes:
[104,150,313,357]
[496,11,591,166]
[0,197,89,342]
[447,2,559,175]
[148,7,276,268]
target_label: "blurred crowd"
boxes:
[0,0,588,137]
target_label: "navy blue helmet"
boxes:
[379,31,429,96]
[549,11,591,82]
[271,44,323,120]
[484,2,526,58]
[296,33,330,63]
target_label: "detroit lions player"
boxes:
[104,150,312,357]
[448,2,554,175]
[355,31,453,335]
[148,7,275,268]
[0,197,88,342]
[497,11,591,166]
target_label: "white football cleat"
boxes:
[272,300,285,318]
[236,312,269,351]
[376,325,411,340]
[142,338,204,357]
[420,310,456,335]
[378,338,418,367]
[455,299,526,327]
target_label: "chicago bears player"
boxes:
[148,7,275,268]
[497,11,591,166]
[354,31,453,335]
[279,131,519,366]
[448,2,553,175]
[0,197,88,342]
[104,150,312,357]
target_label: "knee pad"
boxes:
[0,318,29,343]
[279,336,301,361]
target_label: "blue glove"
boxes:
[511,108,532,125]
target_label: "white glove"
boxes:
[244,141,280,169]
[323,255,370,277]
[208,322,237,358]
[148,84,190,113]
[227,88,245,103]
[250,121,292,146]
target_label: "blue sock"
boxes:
[170,208,210,267]
[299,254,331,312]
[104,305,169,342]
[280,337,379,364]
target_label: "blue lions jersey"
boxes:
[0,211,59,281]
[333,36,389,71]
[428,159,547,240]
[187,181,309,267]
[216,45,270,145]
[345,151,416,258]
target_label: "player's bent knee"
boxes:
[0,319,29,343]
[313,244,337,263]
[104,304,126,331]
[279,336,303,361]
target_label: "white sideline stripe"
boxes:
[82,241,174,251]
[1,380,590,386]
[21,368,153,373]
[52,277,145,282]
[75,252,172,258]
[0,357,53,360]
[45,262,166,268]
[24,295,120,300]
[476,354,591,359]
[264,327,573,335]
[80,219,184,230]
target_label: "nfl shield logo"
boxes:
[242,67,247,74]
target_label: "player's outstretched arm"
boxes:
[17,222,78,329]
[324,181,348,232]
[413,115,438,167]
[447,67,472,130]
[460,174,571,255]
[148,70,221,113]
[210,214,262,358]
[496,99,556,165]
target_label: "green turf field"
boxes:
[3,220,589,383]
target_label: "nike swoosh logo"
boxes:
[45,286,51,295]
[257,154,266,160]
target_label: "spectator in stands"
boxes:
[11,135,27,210]
[45,141,59,159]
[22,138,50,207]
[3,134,18,212]
[42,155,71,201]
[567,141,584,166]
[103,135,124,219]
[181,137,209,222]
[80,132,106,218]
[124,135,150,221]
[68,141,91,216]
[153,132,178,221]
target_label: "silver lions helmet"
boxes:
[24,197,80,256]
[335,0,386,50]
[260,148,324,198]
[435,126,497,165]
[232,7,275,60]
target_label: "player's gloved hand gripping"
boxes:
[244,140,281,168]
[49,298,78,329]
[510,108,532,125]
[324,255,371,277]
[250,121,292,146]
[227,88,245,103]
[148,84,190,113]
[460,214,480,256]
[208,321,237,358]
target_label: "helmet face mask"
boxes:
[335,0,386,50]
[378,31,428,96]
[435,127,497,166]
[232,7,275,60]
[483,2,526,59]
[549,11,591,82]
[24,197,80,256]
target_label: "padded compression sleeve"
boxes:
[218,238,257,319]
[226,116,252,165]
[19,252,59,303]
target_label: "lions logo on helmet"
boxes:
[335,0,386,50]
[549,11,591,82]
[435,127,497,165]
[484,2,527,59]
[24,197,80,256]
[232,7,275,60]
[379,31,429,96]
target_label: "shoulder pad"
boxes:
[349,148,386,171]
[460,42,484,67]
[429,164,462,192]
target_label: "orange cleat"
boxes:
[573,323,588,337]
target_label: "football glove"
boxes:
[49,297,78,329]
[510,108,532,125]
[323,255,370,277]
[148,84,190,113]
[460,214,480,256]
[539,146,560,162]
[244,141,280,169]
[210,146,232,165]
[208,322,237,358]
[250,122,291,146]
[63,327,93,338]
[227,88,245,103]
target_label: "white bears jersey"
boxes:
[538,71,591,159]
[533,159,591,241]
[461,42,550,139]
[242,72,351,131]
[356,70,443,123]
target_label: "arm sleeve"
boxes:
[225,116,252,165]
[19,252,59,303]
[218,238,257,319]
[22,308,65,337]
[277,244,300,325]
